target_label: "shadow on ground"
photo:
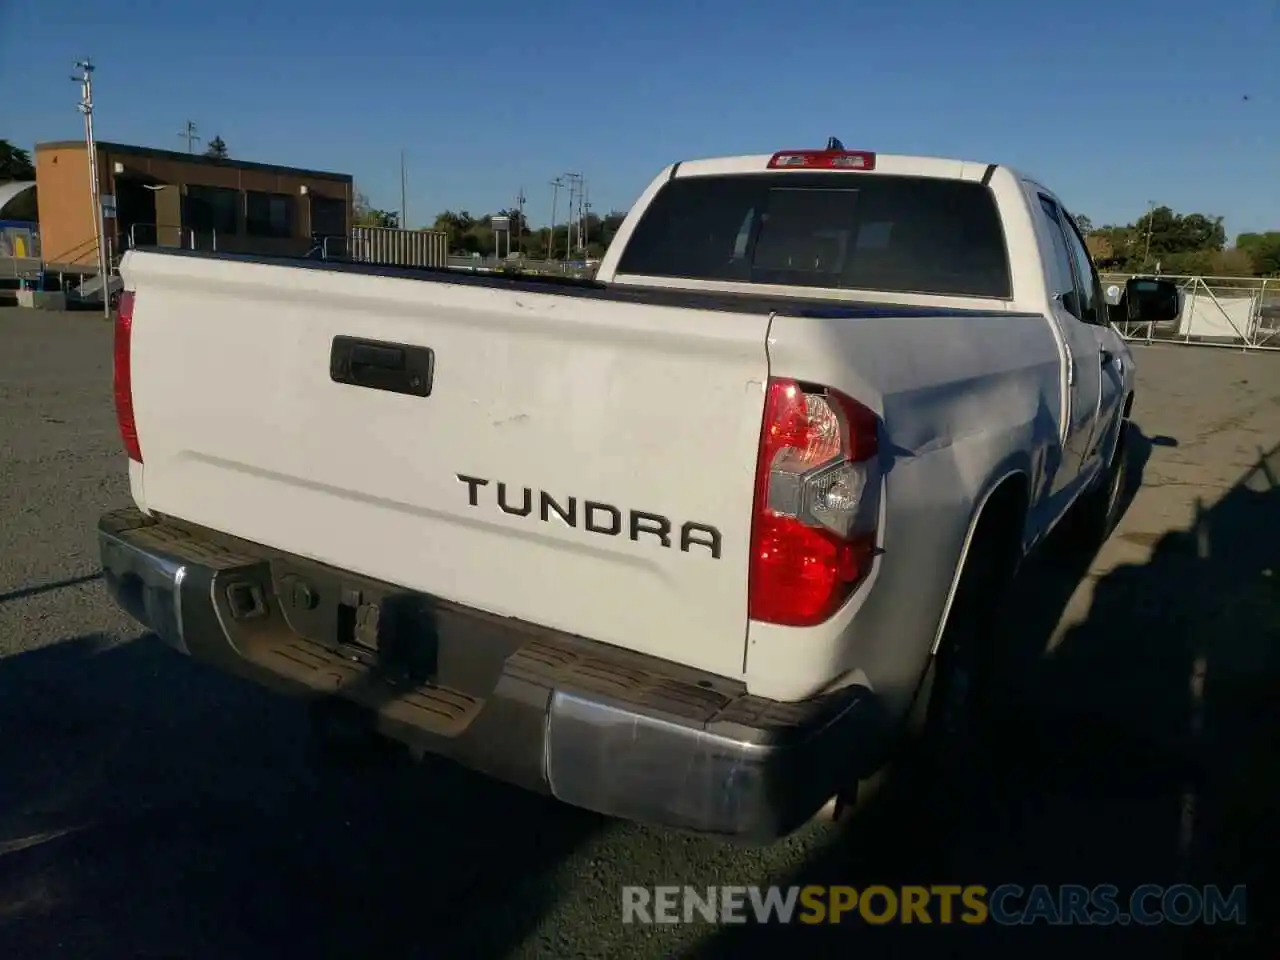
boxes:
[0,572,102,605]
[1,427,1276,959]
[688,430,1279,958]
[0,632,605,958]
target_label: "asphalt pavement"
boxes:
[1,308,1276,959]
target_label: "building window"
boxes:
[246,191,295,238]
[310,196,347,238]
[183,185,239,236]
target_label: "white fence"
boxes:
[347,227,449,269]
[1102,274,1279,352]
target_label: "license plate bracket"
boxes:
[275,564,438,682]
[337,594,382,655]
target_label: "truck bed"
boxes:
[133,247,1028,320]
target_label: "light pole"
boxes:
[73,58,111,319]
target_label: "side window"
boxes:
[1061,212,1105,325]
[1038,195,1094,322]
[1037,196,1079,318]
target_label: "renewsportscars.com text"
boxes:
[621,884,1247,926]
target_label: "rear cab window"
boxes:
[616,172,1013,299]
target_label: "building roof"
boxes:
[0,180,36,218]
[34,140,352,183]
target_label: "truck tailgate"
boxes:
[122,252,770,680]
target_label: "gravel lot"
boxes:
[1,308,1276,959]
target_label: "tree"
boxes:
[595,210,628,256]
[1131,206,1226,262]
[1170,213,1226,254]
[353,188,400,228]
[203,136,229,160]
[0,139,35,181]
[431,210,478,252]
[1208,247,1256,277]
[1085,233,1115,263]
[1071,213,1094,235]
[1085,205,1244,274]
[424,206,631,260]
[1235,232,1280,276]
[359,208,400,229]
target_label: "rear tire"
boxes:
[818,506,1021,829]
[904,507,1020,779]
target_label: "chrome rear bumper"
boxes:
[99,508,877,841]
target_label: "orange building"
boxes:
[35,140,353,270]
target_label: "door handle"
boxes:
[330,336,434,397]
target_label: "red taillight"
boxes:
[113,290,142,463]
[748,379,880,627]
[767,150,877,171]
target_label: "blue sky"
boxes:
[2,0,1276,237]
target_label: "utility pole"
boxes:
[73,59,111,320]
[1142,199,1156,271]
[564,172,583,258]
[178,120,200,154]
[515,186,527,256]
[581,180,590,254]
[400,151,408,229]
[566,178,576,256]
[548,177,563,260]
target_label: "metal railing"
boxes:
[308,228,449,270]
[41,233,101,270]
[349,226,448,269]
[1102,273,1279,352]
[126,223,210,251]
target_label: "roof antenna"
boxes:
[826,137,844,151]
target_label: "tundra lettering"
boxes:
[456,473,722,559]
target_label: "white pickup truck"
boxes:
[99,142,1180,841]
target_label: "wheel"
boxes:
[904,516,1018,779]
[815,514,1018,834]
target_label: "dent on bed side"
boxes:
[879,369,1049,479]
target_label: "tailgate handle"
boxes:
[330,336,434,397]
[352,343,404,370]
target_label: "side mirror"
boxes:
[1103,284,1123,307]
[1125,277,1180,325]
